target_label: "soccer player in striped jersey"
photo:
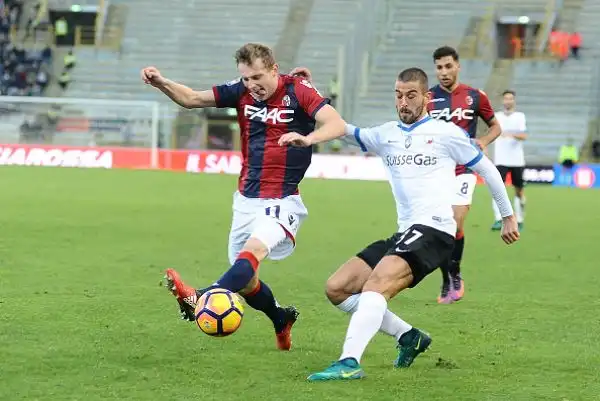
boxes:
[427,46,502,304]
[141,43,345,350]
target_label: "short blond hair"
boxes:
[234,43,276,69]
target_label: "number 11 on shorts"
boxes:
[265,205,281,219]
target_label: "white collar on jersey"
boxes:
[398,115,432,133]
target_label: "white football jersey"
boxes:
[346,116,483,236]
[493,111,527,167]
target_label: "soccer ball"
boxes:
[194,288,244,337]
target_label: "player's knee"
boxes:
[325,275,349,305]
[241,237,269,261]
[247,215,288,260]
[515,187,524,197]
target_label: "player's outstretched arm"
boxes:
[141,66,216,109]
[467,157,519,244]
[278,105,345,147]
[445,131,519,244]
[478,118,502,148]
[308,105,346,142]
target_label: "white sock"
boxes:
[380,310,413,341]
[513,196,524,223]
[492,199,501,221]
[336,294,412,341]
[336,294,360,313]
[339,291,387,363]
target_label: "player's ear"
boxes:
[423,88,431,103]
[272,63,280,75]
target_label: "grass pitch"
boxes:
[1,167,599,401]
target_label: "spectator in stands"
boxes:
[569,32,582,59]
[592,139,600,162]
[54,16,67,46]
[328,75,339,107]
[40,44,51,64]
[35,65,47,93]
[63,49,75,70]
[558,138,579,169]
[511,35,522,59]
[5,0,22,30]
[0,23,51,97]
[0,6,11,37]
[558,31,569,65]
[58,69,70,90]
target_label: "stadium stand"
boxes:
[57,0,599,163]
[505,0,599,163]
[67,0,294,100]
[1,0,52,97]
[352,0,492,128]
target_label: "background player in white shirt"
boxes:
[491,90,527,231]
[279,68,519,381]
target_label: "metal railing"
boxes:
[336,0,391,121]
[587,56,600,146]
[534,0,558,56]
[95,0,111,46]
[474,3,498,60]
[74,25,123,50]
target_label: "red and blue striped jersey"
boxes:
[212,74,328,199]
[427,83,495,174]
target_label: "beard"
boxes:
[398,103,424,124]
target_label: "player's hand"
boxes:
[473,138,489,155]
[473,138,486,150]
[290,66,313,82]
[141,66,167,87]
[278,132,312,147]
[500,215,520,244]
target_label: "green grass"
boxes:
[1,167,599,401]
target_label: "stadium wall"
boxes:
[0,144,595,189]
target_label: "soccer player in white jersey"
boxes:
[279,67,519,381]
[491,90,528,231]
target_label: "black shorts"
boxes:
[356,224,454,288]
[496,165,524,189]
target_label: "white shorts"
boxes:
[452,174,478,206]
[227,191,308,265]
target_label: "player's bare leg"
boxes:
[514,186,525,230]
[164,235,299,351]
[325,257,372,305]
[438,204,468,303]
[308,256,430,381]
[326,257,419,354]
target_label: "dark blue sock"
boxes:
[196,252,258,296]
[450,232,465,276]
[217,256,255,293]
[243,280,285,331]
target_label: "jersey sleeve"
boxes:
[519,113,527,132]
[477,90,495,125]
[211,78,245,108]
[294,78,330,118]
[442,125,484,167]
[342,123,382,153]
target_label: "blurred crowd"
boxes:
[549,30,582,62]
[1,0,52,96]
[0,40,52,95]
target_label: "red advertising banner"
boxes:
[0,144,554,184]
